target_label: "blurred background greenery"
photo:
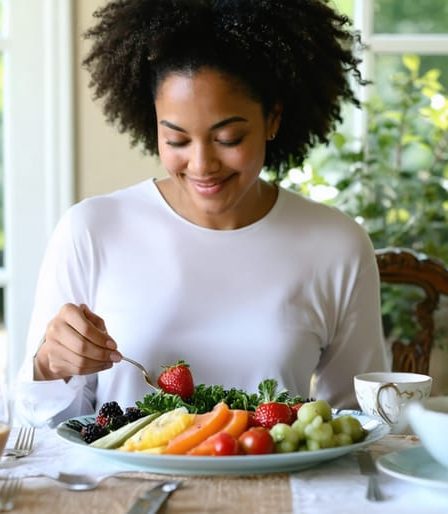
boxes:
[263,1,448,349]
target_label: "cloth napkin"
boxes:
[289,450,448,514]
[0,426,143,481]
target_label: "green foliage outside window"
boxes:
[264,55,448,347]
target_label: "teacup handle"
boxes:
[376,382,401,425]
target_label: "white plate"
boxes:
[377,445,448,489]
[56,409,389,476]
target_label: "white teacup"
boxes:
[354,372,432,433]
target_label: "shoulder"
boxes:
[61,179,156,227]
[276,187,375,266]
[278,187,365,235]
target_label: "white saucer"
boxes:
[377,445,448,489]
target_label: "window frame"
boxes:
[353,0,448,134]
[4,0,74,380]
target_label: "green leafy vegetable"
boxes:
[136,379,306,415]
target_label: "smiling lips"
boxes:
[189,174,235,196]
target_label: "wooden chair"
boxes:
[375,247,448,374]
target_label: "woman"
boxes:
[16,0,388,426]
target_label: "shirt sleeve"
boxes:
[310,235,391,409]
[14,207,98,426]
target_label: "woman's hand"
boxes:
[33,303,122,381]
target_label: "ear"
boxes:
[266,102,283,141]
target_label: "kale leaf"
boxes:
[136,379,306,415]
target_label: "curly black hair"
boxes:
[83,0,365,174]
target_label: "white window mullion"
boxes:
[43,0,75,234]
[353,0,374,141]
[5,0,74,381]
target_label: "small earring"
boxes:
[268,133,276,141]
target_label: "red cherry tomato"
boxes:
[238,427,275,455]
[211,432,240,456]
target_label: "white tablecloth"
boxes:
[290,436,448,514]
[0,426,147,483]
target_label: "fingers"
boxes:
[36,303,121,380]
[60,303,118,354]
[80,303,107,332]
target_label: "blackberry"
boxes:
[96,402,122,427]
[125,407,145,422]
[108,414,129,431]
[98,401,124,418]
[95,414,109,427]
[80,423,109,443]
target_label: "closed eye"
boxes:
[166,140,188,147]
[216,137,243,147]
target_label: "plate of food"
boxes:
[57,367,390,476]
[56,407,389,476]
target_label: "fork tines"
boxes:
[3,426,36,458]
[0,476,23,511]
[14,427,35,453]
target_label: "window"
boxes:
[354,1,448,122]
[2,0,74,381]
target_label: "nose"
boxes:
[187,142,220,176]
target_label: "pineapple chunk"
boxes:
[121,407,195,451]
[137,445,167,454]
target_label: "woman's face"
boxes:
[155,67,281,229]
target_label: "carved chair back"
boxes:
[375,248,448,374]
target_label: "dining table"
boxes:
[1,423,448,514]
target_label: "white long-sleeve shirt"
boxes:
[15,178,388,426]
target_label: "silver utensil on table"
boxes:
[127,481,182,514]
[121,356,159,394]
[15,471,159,492]
[3,427,35,459]
[356,450,384,502]
[0,476,22,511]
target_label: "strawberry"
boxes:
[247,411,257,427]
[253,402,294,429]
[290,402,304,418]
[252,378,294,429]
[157,360,194,400]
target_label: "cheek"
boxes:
[158,147,185,174]
[231,145,266,174]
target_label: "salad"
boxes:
[66,361,366,457]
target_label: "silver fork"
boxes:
[356,450,384,502]
[121,356,160,393]
[0,476,22,511]
[3,427,36,458]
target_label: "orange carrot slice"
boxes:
[187,410,249,456]
[164,402,231,455]
[222,409,250,437]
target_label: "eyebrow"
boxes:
[159,116,248,133]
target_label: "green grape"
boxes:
[306,439,321,451]
[303,415,323,438]
[331,415,365,443]
[305,421,334,448]
[270,423,290,443]
[275,439,298,453]
[333,432,353,446]
[270,423,300,445]
[297,400,332,425]
[291,419,306,441]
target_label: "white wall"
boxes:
[75,0,166,200]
